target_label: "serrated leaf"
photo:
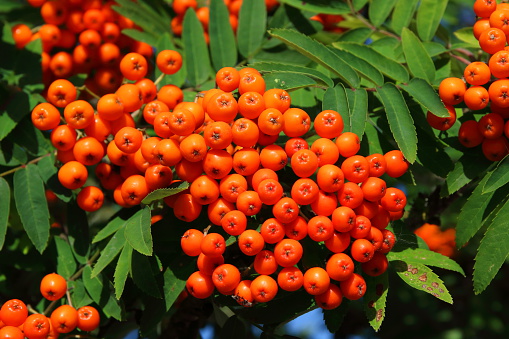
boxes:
[93,210,132,244]
[121,28,158,47]
[263,72,317,91]
[482,155,509,194]
[322,85,349,130]
[112,0,168,36]
[102,291,125,321]
[453,27,478,47]
[124,206,152,256]
[183,9,212,87]
[416,0,449,42]
[345,88,368,140]
[163,256,196,310]
[444,153,492,197]
[393,261,453,303]
[66,202,90,264]
[473,199,509,294]
[36,154,72,203]
[91,228,125,278]
[131,251,161,298]
[83,265,104,304]
[237,0,266,59]
[0,91,32,141]
[391,0,419,35]
[13,164,50,253]
[332,42,409,83]
[270,29,360,88]
[142,182,189,204]
[400,78,449,117]
[388,248,465,276]
[209,0,237,70]
[364,272,388,331]
[401,28,436,83]
[0,177,10,250]
[369,0,398,27]
[337,27,373,43]
[114,242,133,300]
[329,48,384,86]
[250,62,333,87]
[376,83,417,163]
[69,280,93,309]
[55,237,77,279]
[323,299,349,333]
[277,0,349,14]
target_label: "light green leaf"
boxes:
[0,177,10,250]
[388,248,465,276]
[55,237,77,279]
[346,88,368,140]
[277,0,350,14]
[250,62,334,87]
[131,251,161,298]
[473,198,509,294]
[376,83,417,163]
[482,155,509,194]
[416,0,449,42]
[237,0,267,59]
[400,78,449,117]
[332,42,409,83]
[83,265,104,305]
[423,41,447,57]
[329,48,384,86]
[13,164,50,253]
[322,84,349,129]
[443,153,492,197]
[91,228,125,278]
[270,29,360,88]
[210,0,237,70]
[114,242,133,300]
[183,9,212,87]
[401,28,436,83]
[262,72,317,91]
[124,206,152,256]
[364,272,388,331]
[369,0,398,27]
[353,0,369,11]
[391,0,419,35]
[142,182,189,205]
[393,261,453,303]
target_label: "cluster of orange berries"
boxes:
[11,0,153,93]
[414,223,457,258]
[433,0,509,161]
[0,273,99,338]
[170,0,279,42]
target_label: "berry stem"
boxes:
[0,152,53,177]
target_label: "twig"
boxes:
[0,152,53,177]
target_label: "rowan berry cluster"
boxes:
[430,0,509,161]
[0,273,99,338]
[414,223,457,258]
[11,0,153,93]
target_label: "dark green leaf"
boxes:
[332,42,409,83]
[369,0,398,27]
[391,0,419,35]
[270,29,360,88]
[277,0,349,14]
[0,177,10,250]
[142,179,190,205]
[400,78,449,117]
[364,272,389,331]
[0,138,27,166]
[91,228,125,278]
[415,125,454,178]
[336,27,373,43]
[124,206,152,256]
[183,9,212,87]
[163,256,196,310]
[139,297,166,337]
[346,88,368,140]
[131,251,161,298]
[329,48,384,86]
[219,315,248,339]
[10,118,52,157]
[102,292,125,321]
[83,265,125,321]
[388,248,465,276]
[444,153,492,196]
[322,85,349,124]
[83,265,104,304]
[263,72,316,91]
[251,62,334,87]
[209,0,237,70]
[66,202,90,264]
[0,91,32,141]
[473,199,509,294]
[112,0,168,36]
[13,164,49,253]
[323,299,349,333]
[121,28,158,47]
[376,83,417,163]
[69,280,93,309]
[93,212,129,244]
[482,155,509,194]
[114,242,132,300]
[393,261,453,303]
[54,237,77,279]
[416,0,449,41]
[37,155,72,203]
[401,28,436,83]
[237,0,267,59]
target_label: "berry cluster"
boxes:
[0,273,99,338]
[431,0,509,161]
[414,223,457,258]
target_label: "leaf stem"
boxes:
[0,152,53,177]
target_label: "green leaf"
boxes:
[0,138,27,167]
[10,119,52,157]
[423,41,447,57]
[353,0,369,11]
[473,199,509,294]
[345,88,368,140]
[141,181,189,205]
[369,0,398,27]
[219,316,248,339]
[336,27,373,43]
[13,164,50,253]
[0,91,32,141]
[112,0,168,36]
[262,72,316,91]
[401,28,436,83]
[209,0,237,70]
[83,265,104,305]
[270,29,360,88]
[323,299,349,333]
[0,177,10,250]
[37,155,72,203]
[69,280,93,309]
[114,242,133,300]
[155,33,186,88]
[322,85,349,131]
[416,0,449,42]
[364,272,389,331]
[121,28,158,47]
[332,42,409,83]
[453,27,478,47]
[83,265,125,321]
[482,155,509,194]
[91,228,125,278]
[456,175,492,248]
[400,78,449,117]
[387,248,465,276]
[376,83,417,163]
[415,125,454,178]
[444,153,492,196]
[277,0,350,14]
[66,202,90,264]
[237,0,267,59]
[54,237,77,279]
[329,48,384,86]
[393,261,453,303]
[391,0,419,35]
[131,251,161,298]
[163,256,198,310]
[93,212,129,244]
[102,290,125,321]
[250,62,334,87]
[183,9,212,88]
[124,206,152,256]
